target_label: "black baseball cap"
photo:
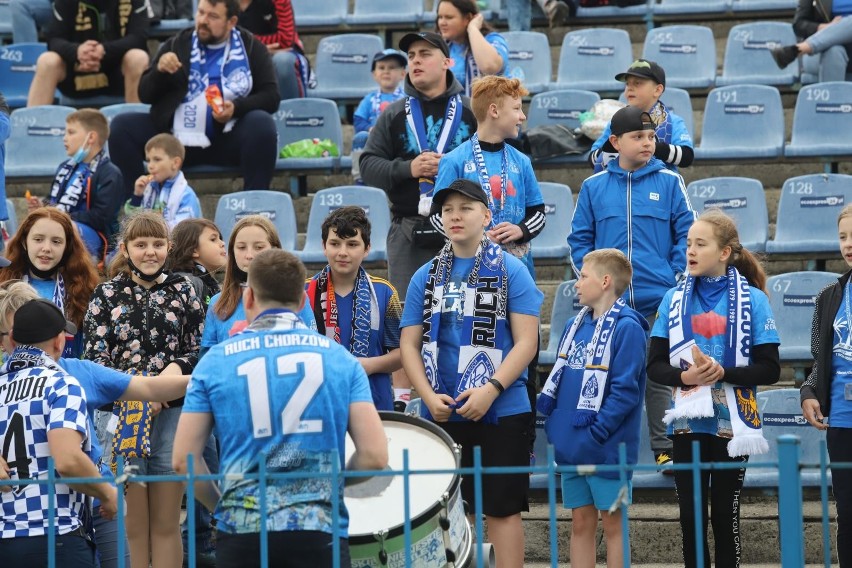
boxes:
[615,59,666,88]
[610,106,656,137]
[431,179,489,214]
[12,299,77,345]
[372,48,407,70]
[399,32,450,58]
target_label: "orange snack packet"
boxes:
[205,84,224,113]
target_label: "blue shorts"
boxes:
[561,473,632,511]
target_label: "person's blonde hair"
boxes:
[0,280,40,332]
[145,133,185,161]
[470,76,529,124]
[697,209,767,293]
[583,248,633,297]
[66,108,109,148]
[838,204,852,225]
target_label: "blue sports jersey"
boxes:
[202,294,317,348]
[651,282,779,437]
[401,254,543,419]
[448,33,509,92]
[434,139,544,276]
[831,282,852,427]
[204,45,225,141]
[184,310,373,536]
[354,89,405,134]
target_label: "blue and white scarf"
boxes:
[307,266,379,358]
[173,28,253,148]
[246,309,308,333]
[49,150,105,212]
[664,266,767,457]
[140,171,190,225]
[421,238,508,424]
[23,273,67,320]
[406,94,464,216]
[537,299,625,424]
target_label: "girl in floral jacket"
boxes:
[83,210,205,568]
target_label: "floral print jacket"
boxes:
[82,272,205,376]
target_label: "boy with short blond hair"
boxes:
[435,75,545,278]
[28,108,124,261]
[305,206,403,410]
[125,133,201,230]
[590,58,694,173]
[538,248,648,568]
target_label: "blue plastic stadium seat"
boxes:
[686,177,768,252]
[642,25,716,90]
[744,388,829,488]
[632,404,675,489]
[532,182,574,261]
[0,0,11,38]
[717,22,798,87]
[100,103,150,123]
[731,0,798,12]
[539,280,580,366]
[149,18,194,37]
[503,31,552,95]
[550,28,633,93]
[619,87,694,139]
[298,186,391,264]
[273,98,346,172]
[765,272,837,361]
[345,0,423,26]
[6,105,75,178]
[4,199,17,239]
[653,0,731,15]
[785,82,852,159]
[767,174,852,254]
[308,34,385,101]
[0,43,46,109]
[213,191,298,251]
[526,90,599,164]
[292,0,346,26]
[694,85,784,159]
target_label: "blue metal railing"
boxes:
[0,434,841,567]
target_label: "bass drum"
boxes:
[345,411,472,567]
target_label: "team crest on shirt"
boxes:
[734,387,761,429]
[459,351,495,391]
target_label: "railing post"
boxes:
[187,454,196,568]
[473,446,484,568]
[48,456,56,568]
[778,434,805,568]
[547,444,558,568]
[403,449,412,568]
[618,443,631,568]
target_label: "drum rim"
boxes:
[348,410,464,544]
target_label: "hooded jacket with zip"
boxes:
[568,157,695,317]
[794,0,835,38]
[359,70,477,219]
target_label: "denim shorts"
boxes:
[561,472,632,511]
[126,405,182,476]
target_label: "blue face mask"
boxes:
[69,133,92,165]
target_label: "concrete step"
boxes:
[521,499,836,564]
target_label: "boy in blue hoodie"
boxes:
[538,248,648,568]
[569,105,695,471]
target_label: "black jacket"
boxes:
[138,26,280,133]
[793,0,834,39]
[47,0,149,71]
[800,269,851,414]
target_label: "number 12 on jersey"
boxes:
[238,353,324,438]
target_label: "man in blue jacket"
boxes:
[568,105,695,472]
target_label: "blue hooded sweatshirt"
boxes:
[568,157,695,317]
[543,305,649,479]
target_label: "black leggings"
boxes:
[828,427,852,568]
[673,434,748,568]
[216,530,350,568]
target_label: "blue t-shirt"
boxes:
[354,89,405,134]
[835,0,852,16]
[202,294,317,349]
[448,32,509,92]
[831,283,852,427]
[434,140,544,277]
[400,253,543,419]
[183,314,373,536]
[306,277,402,411]
[651,282,780,437]
[30,277,83,359]
[204,45,225,141]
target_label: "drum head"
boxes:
[345,412,458,536]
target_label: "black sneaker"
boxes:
[770,45,799,69]
[655,451,674,476]
[544,0,571,27]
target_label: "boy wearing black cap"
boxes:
[400,178,543,568]
[0,299,119,565]
[360,32,477,300]
[589,59,694,174]
[570,106,696,472]
[351,49,408,183]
